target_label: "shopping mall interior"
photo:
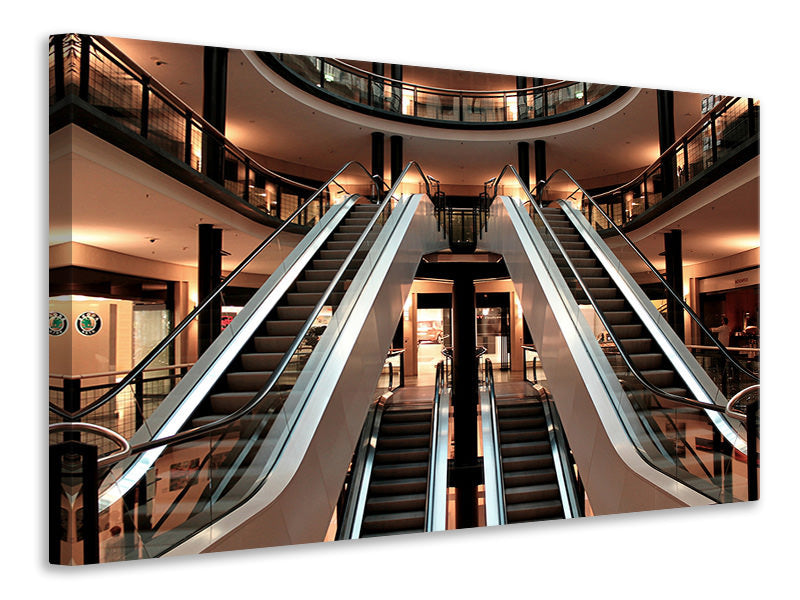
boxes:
[22,4,796,598]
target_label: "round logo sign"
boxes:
[49,311,69,336]
[76,311,102,336]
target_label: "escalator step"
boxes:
[240,352,283,371]
[376,433,432,450]
[502,454,554,472]
[253,335,295,353]
[497,416,547,430]
[504,483,561,504]
[265,320,306,336]
[617,337,652,353]
[639,369,676,387]
[628,353,664,370]
[371,461,428,480]
[500,440,551,457]
[500,428,547,444]
[208,390,286,414]
[361,510,425,533]
[359,528,424,538]
[374,447,430,464]
[596,298,627,311]
[379,422,432,436]
[365,492,426,514]
[381,408,433,422]
[506,499,564,523]
[603,310,635,325]
[368,476,427,496]
[612,323,643,338]
[276,305,315,320]
[496,403,543,417]
[503,468,560,487]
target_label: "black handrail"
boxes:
[592,96,741,203]
[51,35,320,196]
[49,160,385,422]
[488,164,736,414]
[536,167,758,382]
[109,160,435,458]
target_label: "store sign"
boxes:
[76,311,102,336]
[49,311,68,336]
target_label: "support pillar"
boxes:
[371,132,385,196]
[451,268,479,529]
[202,46,228,184]
[390,135,403,186]
[657,89,676,195]
[197,224,222,355]
[664,229,685,340]
[534,139,547,197]
[517,141,530,191]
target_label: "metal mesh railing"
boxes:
[49,34,331,226]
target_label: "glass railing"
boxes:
[266,53,622,126]
[49,34,343,225]
[580,96,759,231]
[490,165,758,504]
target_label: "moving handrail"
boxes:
[49,160,386,423]
[94,160,436,472]
[425,361,449,532]
[487,164,742,416]
[535,167,758,383]
[49,423,131,469]
[482,359,507,525]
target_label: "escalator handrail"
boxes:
[114,161,435,458]
[49,160,384,422]
[725,384,760,422]
[489,164,730,414]
[424,360,447,532]
[535,166,758,382]
[49,423,131,469]
[483,359,507,525]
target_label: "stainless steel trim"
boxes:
[341,393,391,539]
[426,362,450,532]
[726,385,760,422]
[537,388,580,519]
[479,360,506,527]
[49,423,131,469]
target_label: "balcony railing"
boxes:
[573,96,759,231]
[265,53,624,127]
[49,34,337,228]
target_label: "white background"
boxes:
[8,1,794,596]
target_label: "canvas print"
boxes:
[48,33,760,565]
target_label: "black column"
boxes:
[371,132,385,196]
[664,229,685,340]
[198,224,223,355]
[657,89,676,195]
[202,46,228,183]
[534,139,547,197]
[451,268,479,529]
[390,135,403,186]
[517,141,530,191]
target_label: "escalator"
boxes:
[85,161,447,560]
[480,360,580,527]
[482,165,758,514]
[338,362,449,539]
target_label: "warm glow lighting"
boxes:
[402,88,414,115]
[506,95,518,121]
[403,294,412,320]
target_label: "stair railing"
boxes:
[487,163,758,499]
[537,167,758,383]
